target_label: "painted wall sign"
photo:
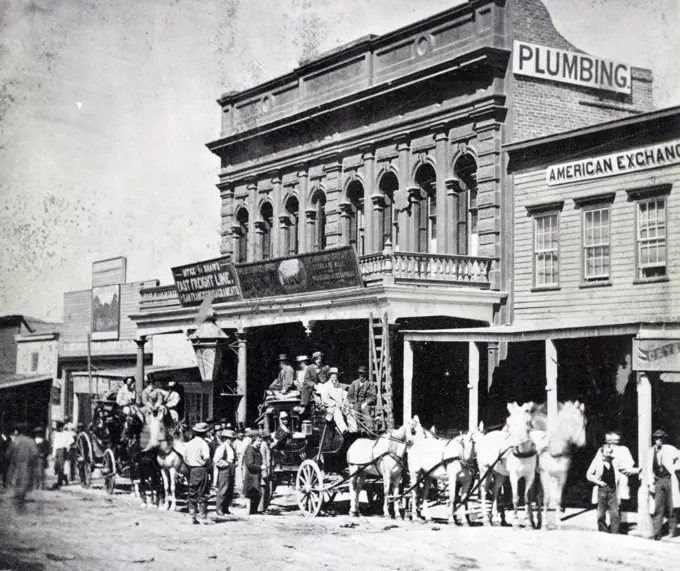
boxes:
[546,139,680,186]
[236,246,363,300]
[513,40,631,95]
[633,339,680,372]
[172,257,241,307]
[91,285,120,341]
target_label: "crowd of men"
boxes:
[266,351,378,433]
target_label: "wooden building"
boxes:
[131,0,654,431]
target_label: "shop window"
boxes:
[527,202,563,288]
[30,352,39,372]
[583,206,611,282]
[637,197,667,280]
[414,163,437,254]
[378,172,399,251]
[235,208,249,263]
[283,196,299,256]
[346,180,365,255]
[311,189,326,252]
[259,202,273,260]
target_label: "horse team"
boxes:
[347,400,587,529]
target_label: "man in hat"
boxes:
[183,422,212,524]
[242,428,263,514]
[645,429,680,539]
[297,351,330,413]
[347,366,377,432]
[257,429,273,512]
[5,423,39,513]
[318,367,354,434]
[116,377,137,408]
[213,429,237,516]
[294,355,309,391]
[267,354,297,400]
[164,381,181,423]
[586,431,639,534]
[271,411,292,450]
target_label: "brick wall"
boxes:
[510,0,654,142]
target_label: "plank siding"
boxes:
[513,161,680,323]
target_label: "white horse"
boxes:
[144,410,187,512]
[407,416,478,524]
[476,402,535,526]
[346,419,416,518]
[530,401,587,530]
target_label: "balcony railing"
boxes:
[139,251,492,311]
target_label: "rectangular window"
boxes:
[583,207,610,281]
[534,213,559,287]
[637,197,667,279]
[30,352,39,372]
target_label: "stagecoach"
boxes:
[260,398,387,517]
[75,399,134,494]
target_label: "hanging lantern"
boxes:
[189,312,228,382]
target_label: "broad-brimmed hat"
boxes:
[192,422,210,434]
[296,355,309,362]
[278,353,289,361]
[605,432,621,444]
[279,410,289,419]
[167,381,177,388]
[312,351,323,359]
[329,367,339,374]
[653,429,668,440]
[357,365,369,374]
[244,428,258,437]
[220,429,236,439]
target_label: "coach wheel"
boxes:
[103,449,116,495]
[76,433,93,489]
[296,459,324,517]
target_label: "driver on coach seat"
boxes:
[266,354,298,400]
[295,351,330,414]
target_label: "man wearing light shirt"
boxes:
[183,422,212,524]
[213,429,236,516]
[319,368,355,434]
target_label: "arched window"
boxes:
[283,196,299,256]
[414,163,437,253]
[346,180,365,255]
[235,208,249,263]
[311,190,326,252]
[378,172,399,250]
[259,202,273,260]
[453,154,478,256]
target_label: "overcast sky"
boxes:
[1,0,678,322]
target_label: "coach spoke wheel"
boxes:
[296,460,324,517]
[76,433,93,489]
[103,449,116,495]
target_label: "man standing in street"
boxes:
[586,433,638,534]
[183,422,212,524]
[347,366,377,432]
[5,423,39,513]
[213,429,237,516]
[258,430,273,513]
[242,428,263,515]
[645,429,680,540]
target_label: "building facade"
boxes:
[132,0,654,431]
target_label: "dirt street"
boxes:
[1,484,678,571]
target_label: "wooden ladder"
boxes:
[368,312,394,430]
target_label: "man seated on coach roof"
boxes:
[347,366,377,432]
[294,355,309,391]
[295,351,330,415]
[318,367,356,434]
[266,354,298,401]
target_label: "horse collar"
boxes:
[512,447,537,459]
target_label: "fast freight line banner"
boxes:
[172,257,241,307]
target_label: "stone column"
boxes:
[637,371,653,537]
[297,167,309,254]
[278,215,291,257]
[468,341,480,433]
[134,337,148,397]
[403,340,414,421]
[236,329,248,426]
[433,127,449,254]
[253,220,265,260]
[545,339,558,433]
[304,208,317,252]
[360,144,375,254]
[338,201,352,247]
[218,182,234,257]
[247,178,258,262]
[395,135,411,252]
[371,193,385,251]
[271,172,282,257]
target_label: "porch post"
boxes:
[545,339,558,432]
[403,339,414,421]
[134,336,147,397]
[468,341,480,432]
[236,329,248,427]
[637,371,653,537]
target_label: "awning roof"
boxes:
[0,373,52,390]
[70,365,196,380]
[401,319,657,343]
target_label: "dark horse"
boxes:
[122,414,162,509]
